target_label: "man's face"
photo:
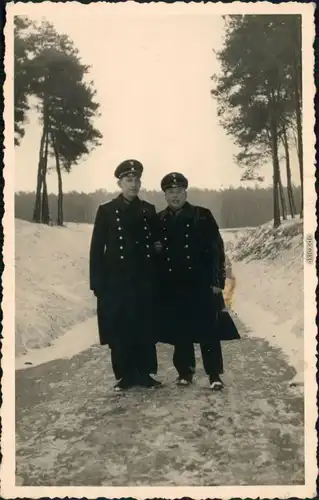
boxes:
[118,174,141,199]
[165,186,187,210]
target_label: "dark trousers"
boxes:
[110,341,158,381]
[173,339,223,378]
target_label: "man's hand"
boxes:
[154,241,163,253]
[212,286,222,294]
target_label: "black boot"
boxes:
[114,370,140,392]
[139,374,162,388]
[209,374,224,391]
[176,372,193,386]
[114,377,134,392]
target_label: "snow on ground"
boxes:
[15,219,96,357]
[14,217,307,488]
[222,218,304,388]
[16,331,305,487]
[16,217,304,389]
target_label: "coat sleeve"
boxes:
[217,231,226,289]
[205,210,226,289]
[89,205,107,294]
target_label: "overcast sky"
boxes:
[14,3,301,194]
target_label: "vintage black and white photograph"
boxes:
[2,1,317,498]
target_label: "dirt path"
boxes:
[15,316,304,487]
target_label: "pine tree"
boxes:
[14,18,102,224]
[14,16,36,145]
[211,14,302,227]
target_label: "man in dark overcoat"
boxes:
[156,172,230,391]
[89,159,161,392]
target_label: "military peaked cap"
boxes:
[115,159,143,179]
[161,172,188,192]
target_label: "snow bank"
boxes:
[225,218,304,388]
[15,216,304,387]
[15,219,96,357]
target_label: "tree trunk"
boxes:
[295,94,303,219]
[292,39,303,218]
[272,168,281,228]
[269,99,281,228]
[282,127,296,218]
[42,177,49,224]
[32,124,46,222]
[53,135,64,226]
[277,164,287,220]
[41,129,50,224]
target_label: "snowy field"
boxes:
[16,217,304,387]
[222,219,304,387]
[15,219,95,357]
[14,217,306,487]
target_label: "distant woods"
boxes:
[15,14,304,230]
[14,16,102,226]
[211,15,303,227]
[15,185,301,229]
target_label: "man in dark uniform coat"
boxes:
[89,159,161,392]
[156,172,227,391]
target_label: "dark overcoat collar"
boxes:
[115,193,142,211]
[164,201,194,218]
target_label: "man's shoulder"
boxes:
[192,205,213,219]
[101,195,122,207]
[157,207,168,219]
[141,200,156,212]
[97,197,119,215]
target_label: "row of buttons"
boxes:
[165,255,191,261]
[119,256,151,259]
[161,220,192,272]
[167,266,193,272]
[162,219,191,228]
[116,208,151,259]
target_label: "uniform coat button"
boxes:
[120,256,124,260]
[119,236,123,240]
[185,244,189,248]
[116,218,120,222]
[120,246,123,250]
[118,227,122,231]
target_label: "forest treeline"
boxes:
[15,185,301,229]
[15,14,303,228]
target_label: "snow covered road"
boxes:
[15,314,304,487]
